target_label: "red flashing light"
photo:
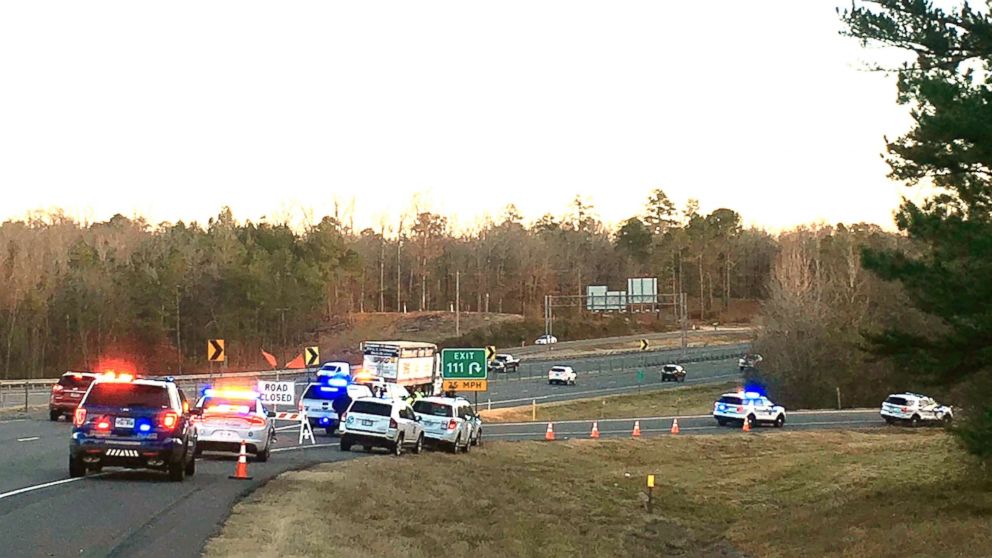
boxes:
[96,418,111,430]
[73,408,87,427]
[161,411,179,430]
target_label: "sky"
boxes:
[0,1,918,233]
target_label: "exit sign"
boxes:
[441,348,487,380]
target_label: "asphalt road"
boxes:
[0,349,881,558]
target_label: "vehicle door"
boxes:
[919,398,937,420]
[455,404,470,439]
[398,405,417,440]
[463,404,480,439]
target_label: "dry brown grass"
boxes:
[204,430,991,558]
[480,382,736,423]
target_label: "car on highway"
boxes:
[738,353,762,371]
[412,396,482,452]
[490,353,520,373]
[660,364,686,382]
[316,361,351,377]
[535,334,558,345]
[300,379,373,435]
[49,371,100,421]
[880,393,953,427]
[69,373,198,481]
[340,397,425,456]
[192,389,277,461]
[548,365,576,385]
[712,390,786,428]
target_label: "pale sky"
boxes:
[0,1,916,233]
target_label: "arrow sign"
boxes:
[305,346,320,367]
[485,345,496,361]
[640,339,649,351]
[208,339,225,362]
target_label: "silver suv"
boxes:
[412,397,482,453]
[340,397,425,456]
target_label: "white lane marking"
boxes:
[0,419,26,424]
[0,473,109,502]
[16,437,39,442]
[271,442,339,453]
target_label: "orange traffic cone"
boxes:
[671,418,680,434]
[590,421,600,439]
[228,440,253,480]
[632,420,641,438]
[742,417,751,433]
[545,422,555,441]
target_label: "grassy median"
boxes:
[204,430,990,558]
[480,381,737,423]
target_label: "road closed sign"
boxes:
[257,380,295,406]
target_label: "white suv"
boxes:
[881,393,953,427]
[340,397,425,456]
[713,391,786,428]
[548,366,576,385]
[412,397,482,453]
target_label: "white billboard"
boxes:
[627,277,658,304]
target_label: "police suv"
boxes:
[713,390,786,428]
[880,393,953,427]
[340,397,425,456]
[412,396,482,452]
[69,373,198,481]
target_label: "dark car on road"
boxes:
[660,364,686,382]
[489,354,520,373]
[49,371,100,421]
[69,374,199,481]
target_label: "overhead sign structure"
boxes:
[305,346,320,367]
[208,339,225,362]
[485,345,496,361]
[640,339,649,351]
[257,380,295,406]
[441,348,488,392]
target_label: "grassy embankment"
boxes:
[204,430,990,558]
[480,381,737,423]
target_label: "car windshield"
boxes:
[349,400,392,416]
[199,397,258,413]
[83,383,170,408]
[663,365,678,372]
[413,401,453,417]
[58,375,95,389]
[496,355,508,362]
[551,367,566,372]
[718,396,743,404]
[303,384,342,401]
[885,396,909,406]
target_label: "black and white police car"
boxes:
[880,393,953,427]
[713,390,786,428]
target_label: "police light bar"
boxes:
[101,371,134,382]
[205,404,252,414]
[203,389,259,400]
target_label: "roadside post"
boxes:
[637,369,644,394]
[646,474,655,512]
[440,347,489,413]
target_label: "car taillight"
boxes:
[248,416,266,426]
[736,406,744,413]
[389,417,398,429]
[73,408,87,427]
[95,417,111,430]
[901,406,909,413]
[448,419,458,430]
[52,384,64,393]
[161,411,179,430]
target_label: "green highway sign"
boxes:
[441,348,488,380]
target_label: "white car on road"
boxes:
[713,391,785,428]
[193,389,277,461]
[412,397,481,452]
[340,397,425,456]
[548,365,576,385]
[881,393,953,426]
[535,334,558,345]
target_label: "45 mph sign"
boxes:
[257,381,295,407]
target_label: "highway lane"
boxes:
[484,409,888,440]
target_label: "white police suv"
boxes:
[713,390,786,428]
[880,393,953,427]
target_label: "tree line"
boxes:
[0,192,776,379]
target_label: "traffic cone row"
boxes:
[545,422,555,441]
[671,418,680,434]
[228,440,252,480]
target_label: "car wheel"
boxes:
[69,456,86,478]
[548,380,553,385]
[49,410,60,421]
[168,459,185,482]
[393,435,404,457]
[256,446,270,463]
[883,417,895,425]
[942,414,953,426]
[910,414,921,428]
[450,435,461,454]
[185,452,196,476]
[774,415,785,428]
[414,434,424,455]
[716,418,727,426]
[747,415,757,428]
[325,426,336,436]
[340,436,352,452]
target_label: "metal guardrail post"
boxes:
[24,382,29,412]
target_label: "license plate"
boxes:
[362,419,373,427]
[115,417,135,429]
[70,393,81,398]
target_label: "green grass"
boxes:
[204,430,991,558]
[480,381,737,423]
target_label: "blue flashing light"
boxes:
[318,386,340,393]
[744,391,763,400]
[136,418,153,433]
[327,378,348,387]
[319,417,330,425]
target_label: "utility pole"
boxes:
[396,239,402,313]
[175,286,182,374]
[379,237,385,312]
[455,271,460,336]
